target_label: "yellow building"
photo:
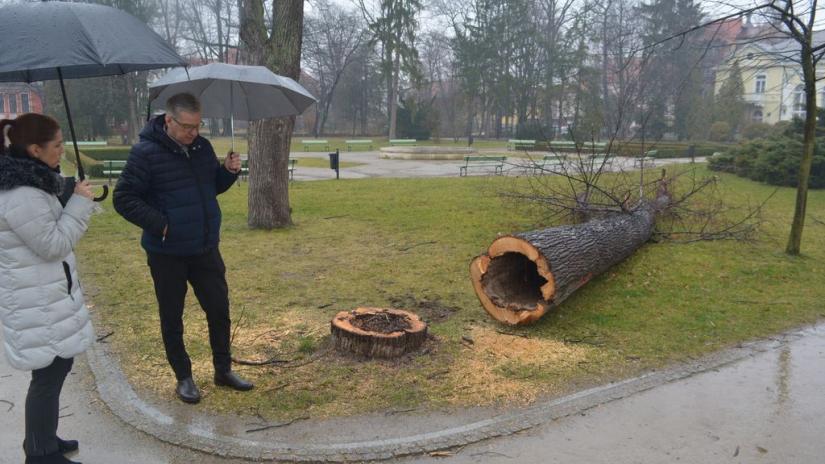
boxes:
[715,30,825,125]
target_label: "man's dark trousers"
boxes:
[147,248,231,380]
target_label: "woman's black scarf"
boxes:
[0,145,70,204]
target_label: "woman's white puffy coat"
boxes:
[0,186,96,371]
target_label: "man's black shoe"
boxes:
[214,371,254,391]
[175,377,201,404]
[24,452,81,463]
[22,437,78,455]
[57,438,79,454]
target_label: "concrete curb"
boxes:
[85,324,812,462]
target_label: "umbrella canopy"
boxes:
[149,63,317,120]
[0,1,187,202]
[0,2,187,83]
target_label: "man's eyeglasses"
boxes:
[171,116,205,132]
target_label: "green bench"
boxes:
[302,140,329,152]
[346,139,373,151]
[507,139,536,150]
[460,156,507,176]
[548,140,607,152]
[239,158,296,181]
[579,154,612,169]
[634,150,658,168]
[66,141,107,147]
[102,160,126,184]
[533,154,567,174]
[389,139,417,146]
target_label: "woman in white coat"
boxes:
[0,113,96,464]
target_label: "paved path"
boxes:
[287,150,705,181]
[2,324,823,463]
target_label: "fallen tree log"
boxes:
[469,202,661,325]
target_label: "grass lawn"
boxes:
[77,167,825,419]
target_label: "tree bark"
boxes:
[470,203,659,325]
[388,52,400,139]
[331,307,428,358]
[786,41,816,255]
[240,0,304,229]
[124,73,140,144]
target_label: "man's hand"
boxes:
[225,151,241,174]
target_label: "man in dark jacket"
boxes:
[113,93,253,404]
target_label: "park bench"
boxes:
[389,139,417,146]
[239,158,296,181]
[507,139,536,150]
[584,154,612,169]
[65,141,107,148]
[460,155,507,176]
[533,154,567,174]
[302,140,329,152]
[548,140,607,152]
[346,139,373,151]
[102,160,126,184]
[634,150,658,168]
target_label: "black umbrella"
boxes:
[0,1,187,201]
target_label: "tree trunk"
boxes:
[466,95,475,146]
[240,0,303,229]
[331,307,428,358]
[786,45,816,255]
[470,204,659,325]
[124,73,140,144]
[388,53,400,140]
[247,117,293,227]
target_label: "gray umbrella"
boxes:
[0,1,187,200]
[149,63,317,150]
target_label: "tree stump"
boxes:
[330,307,428,358]
[470,203,660,325]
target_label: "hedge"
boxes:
[708,136,825,189]
[66,146,131,161]
[533,140,731,158]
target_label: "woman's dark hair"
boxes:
[0,113,61,154]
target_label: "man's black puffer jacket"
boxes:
[113,115,237,256]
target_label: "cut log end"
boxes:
[470,236,555,326]
[331,307,428,358]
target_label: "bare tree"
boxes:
[358,0,422,139]
[303,0,366,136]
[757,0,824,255]
[240,0,304,229]
[181,0,238,63]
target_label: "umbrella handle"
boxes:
[93,184,109,202]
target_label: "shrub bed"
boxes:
[67,146,132,161]
[708,136,825,188]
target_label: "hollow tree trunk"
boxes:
[470,204,659,325]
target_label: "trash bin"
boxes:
[329,150,339,170]
[329,149,340,179]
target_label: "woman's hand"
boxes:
[74,180,94,199]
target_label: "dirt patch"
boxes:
[389,294,459,323]
[351,312,413,333]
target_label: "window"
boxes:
[755,75,766,93]
[793,85,806,118]
[0,94,4,113]
[20,93,29,113]
[8,94,17,114]
[752,109,763,123]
